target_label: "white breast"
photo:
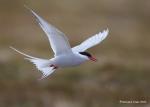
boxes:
[53,53,87,67]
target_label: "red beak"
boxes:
[89,56,97,62]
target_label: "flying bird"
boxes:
[10,7,109,79]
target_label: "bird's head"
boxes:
[79,52,97,62]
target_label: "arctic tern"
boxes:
[10,7,109,79]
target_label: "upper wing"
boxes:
[72,29,109,52]
[25,6,72,56]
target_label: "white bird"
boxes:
[10,7,109,79]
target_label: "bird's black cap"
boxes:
[79,52,92,57]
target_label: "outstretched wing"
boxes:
[25,6,72,56]
[72,29,109,52]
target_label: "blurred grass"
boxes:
[0,0,150,107]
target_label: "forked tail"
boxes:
[10,46,55,79]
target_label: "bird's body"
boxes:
[11,6,109,79]
[52,52,87,67]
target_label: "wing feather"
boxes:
[72,29,109,52]
[25,6,72,56]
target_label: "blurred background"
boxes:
[0,0,150,107]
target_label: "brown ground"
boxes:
[0,0,150,107]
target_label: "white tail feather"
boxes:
[10,46,36,59]
[10,46,55,79]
